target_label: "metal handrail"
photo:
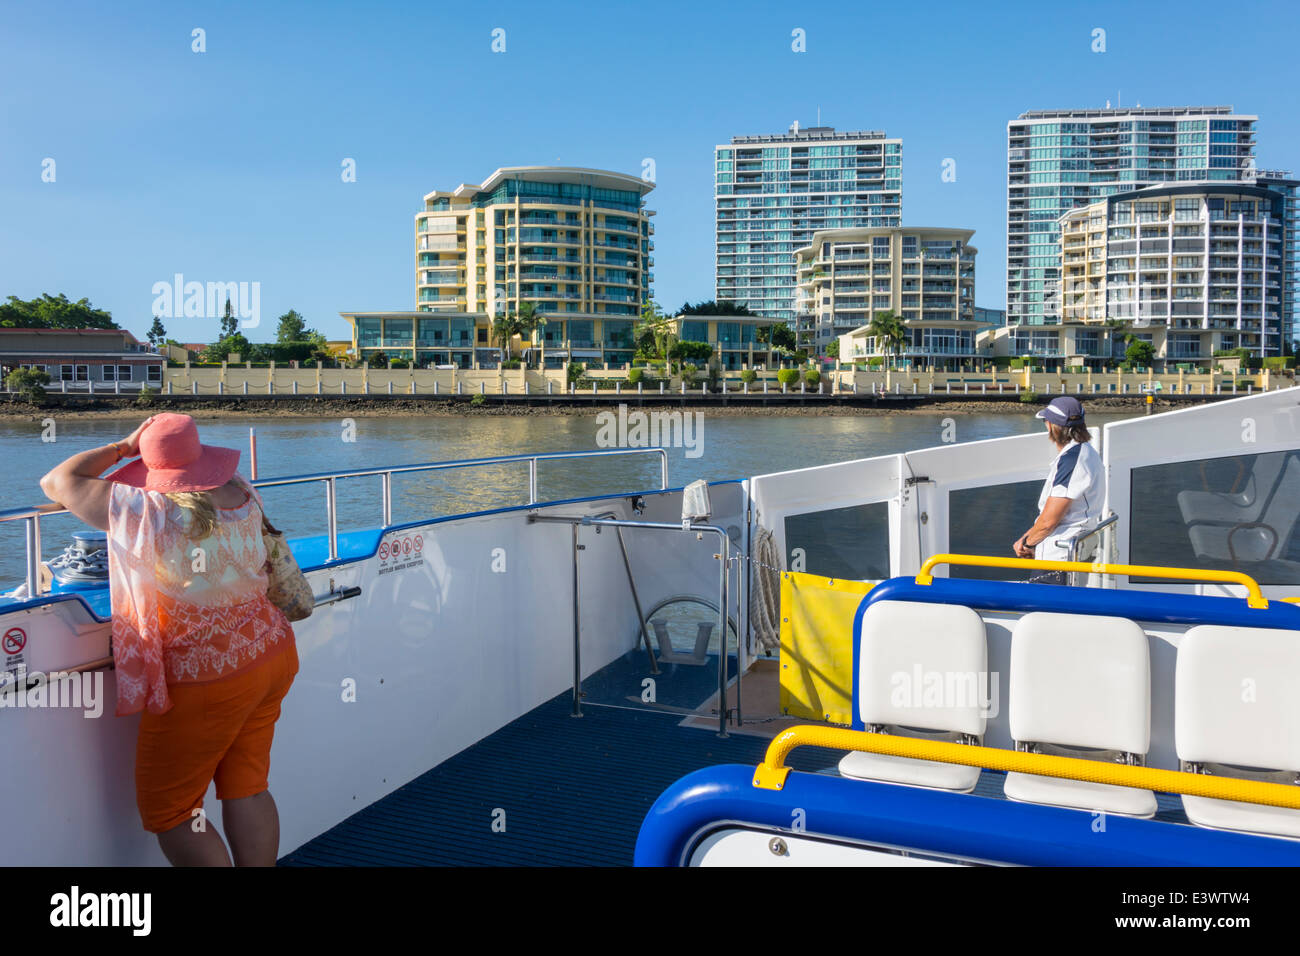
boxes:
[529,514,733,737]
[915,553,1269,608]
[1058,512,1119,564]
[751,725,1300,810]
[2,447,670,596]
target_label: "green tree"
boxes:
[677,299,755,316]
[635,300,674,358]
[491,310,522,359]
[147,316,167,349]
[516,302,546,354]
[867,310,907,366]
[756,323,796,351]
[1125,336,1156,368]
[200,332,252,364]
[219,297,239,339]
[0,293,117,329]
[825,340,840,359]
[6,367,51,404]
[276,309,307,343]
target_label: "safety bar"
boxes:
[751,725,1300,810]
[915,553,1268,609]
[1,447,670,594]
[1057,512,1119,562]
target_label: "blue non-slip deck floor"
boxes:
[279,692,841,867]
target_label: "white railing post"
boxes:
[659,381,664,394]
[388,381,393,395]
[293,380,299,395]
[638,382,643,394]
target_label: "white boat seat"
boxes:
[1003,612,1156,817]
[1176,624,1300,839]
[838,600,987,793]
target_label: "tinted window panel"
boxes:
[948,480,1044,580]
[1130,450,1300,586]
[784,503,889,580]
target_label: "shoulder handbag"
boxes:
[259,510,314,622]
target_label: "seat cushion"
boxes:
[1181,795,1300,841]
[1004,770,1156,818]
[838,749,981,793]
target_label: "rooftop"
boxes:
[728,122,890,145]
[1015,105,1247,121]
[423,166,655,203]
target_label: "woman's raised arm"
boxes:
[39,418,155,531]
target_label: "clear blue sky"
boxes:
[3,0,1297,344]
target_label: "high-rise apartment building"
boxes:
[1255,169,1300,348]
[417,166,653,319]
[716,122,902,323]
[1007,106,1257,328]
[1058,183,1290,362]
[794,227,976,365]
[342,167,654,369]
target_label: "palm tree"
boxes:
[516,301,546,366]
[635,299,674,359]
[867,310,907,368]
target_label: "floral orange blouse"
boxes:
[106,473,294,716]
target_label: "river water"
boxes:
[0,410,1131,586]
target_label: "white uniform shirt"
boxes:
[1034,439,1104,561]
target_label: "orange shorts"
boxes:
[135,640,299,833]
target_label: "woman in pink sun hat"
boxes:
[39,412,298,866]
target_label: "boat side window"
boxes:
[783,502,889,581]
[1130,450,1300,586]
[948,480,1044,580]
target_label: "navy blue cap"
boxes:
[1035,396,1085,426]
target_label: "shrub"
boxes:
[740,369,758,384]
[804,369,821,387]
[6,367,50,405]
[668,340,713,362]
[1009,357,1026,369]
[991,356,1013,369]
[1019,390,1038,403]
[866,357,884,368]
[566,362,585,384]
[470,393,486,406]
[627,367,644,385]
[1263,356,1296,370]
[136,384,156,407]
[502,359,521,369]
[776,368,800,386]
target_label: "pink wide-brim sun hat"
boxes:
[106,412,241,493]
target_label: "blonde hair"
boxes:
[166,491,219,540]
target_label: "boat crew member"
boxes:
[39,414,299,867]
[1013,396,1103,583]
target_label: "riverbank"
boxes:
[0,393,1195,421]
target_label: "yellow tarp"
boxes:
[778,572,875,726]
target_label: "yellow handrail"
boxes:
[915,553,1269,609]
[752,725,1300,810]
